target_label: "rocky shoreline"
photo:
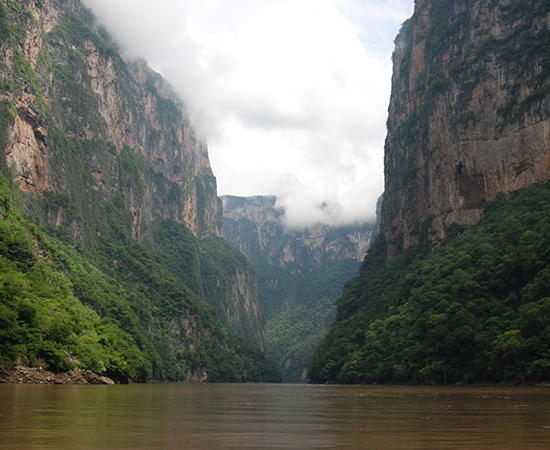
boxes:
[0,366,115,385]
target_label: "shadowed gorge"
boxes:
[222,195,375,382]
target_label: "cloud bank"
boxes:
[82,0,413,228]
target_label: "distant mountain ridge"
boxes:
[223,195,374,268]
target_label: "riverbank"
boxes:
[0,366,115,385]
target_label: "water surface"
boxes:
[1,383,549,449]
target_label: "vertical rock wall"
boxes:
[0,0,268,353]
[1,0,222,238]
[382,0,550,258]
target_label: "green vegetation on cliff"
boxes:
[0,174,281,382]
[153,221,267,348]
[309,181,550,384]
[258,260,360,382]
[0,0,280,382]
[222,196,372,382]
[0,174,148,378]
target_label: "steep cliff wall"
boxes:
[382,0,550,258]
[0,0,221,238]
[0,0,275,379]
[309,0,550,386]
[194,234,268,351]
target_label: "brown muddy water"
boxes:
[1,383,550,449]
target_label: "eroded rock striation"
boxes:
[382,0,550,258]
[1,0,221,238]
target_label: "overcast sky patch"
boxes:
[82,0,414,228]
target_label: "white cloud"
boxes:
[82,0,414,228]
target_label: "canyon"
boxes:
[223,195,376,381]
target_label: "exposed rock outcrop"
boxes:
[223,195,375,270]
[382,0,550,258]
[0,366,115,385]
[7,96,51,192]
[228,267,267,350]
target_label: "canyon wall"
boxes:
[1,0,221,238]
[0,0,272,376]
[308,0,550,386]
[382,0,550,258]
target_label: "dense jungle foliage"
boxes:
[309,181,550,384]
[0,175,281,382]
[257,259,359,382]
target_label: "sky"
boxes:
[81,0,415,228]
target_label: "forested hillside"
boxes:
[0,0,280,382]
[309,0,550,385]
[309,181,550,384]
[0,176,281,382]
[258,259,360,382]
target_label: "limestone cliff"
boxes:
[1,0,221,238]
[223,195,374,269]
[196,234,268,351]
[382,0,550,258]
[0,0,274,377]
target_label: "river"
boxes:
[1,383,549,449]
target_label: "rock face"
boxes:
[381,0,550,258]
[197,238,268,351]
[223,195,374,269]
[222,195,376,382]
[229,266,267,350]
[1,0,221,238]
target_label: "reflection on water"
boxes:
[1,383,550,449]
